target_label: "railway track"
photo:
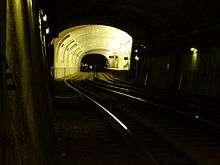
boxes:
[52,81,155,164]
[65,79,199,164]
[92,74,220,126]
[100,72,220,110]
[70,76,220,165]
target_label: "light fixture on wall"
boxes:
[190,47,198,65]
[46,27,50,34]
[190,47,198,53]
[135,55,139,61]
[43,14,47,22]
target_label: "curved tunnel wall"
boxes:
[53,25,133,79]
[136,43,220,98]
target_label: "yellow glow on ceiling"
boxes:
[53,25,133,79]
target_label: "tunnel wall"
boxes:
[1,0,54,164]
[0,0,8,163]
[138,43,220,98]
[53,25,132,79]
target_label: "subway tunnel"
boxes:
[80,54,108,72]
[1,0,220,164]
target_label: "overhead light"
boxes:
[135,55,139,61]
[195,115,199,119]
[191,48,198,64]
[43,14,47,21]
[141,44,146,48]
[190,47,198,53]
[134,49,138,53]
[46,27,50,34]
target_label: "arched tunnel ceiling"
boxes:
[54,25,132,78]
[41,0,220,46]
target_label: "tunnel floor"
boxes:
[51,72,220,164]
[52,80,152,164]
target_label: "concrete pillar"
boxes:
[2,0,54,164]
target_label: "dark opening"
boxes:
[80,54,108,72]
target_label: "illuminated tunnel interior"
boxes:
[53,25,133,79]
[3,0,220,164]
[80,54,108,72]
